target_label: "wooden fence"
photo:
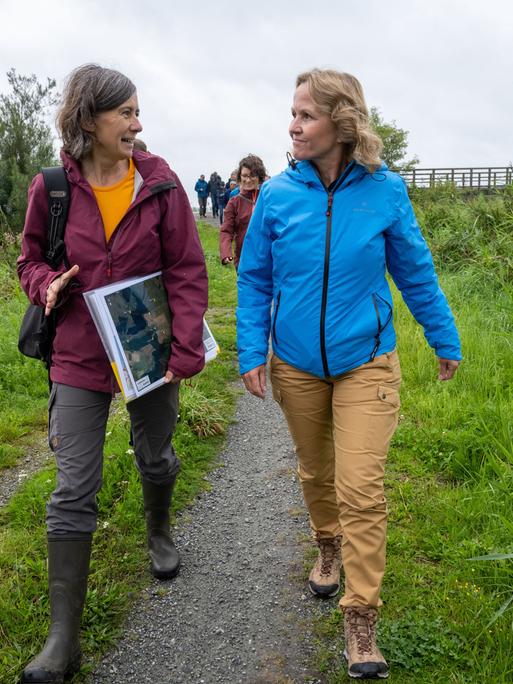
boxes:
[400,167,513,190]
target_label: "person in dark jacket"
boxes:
[225,169,239,198]
[219,154,266,269]
[217,176,227,224]
[17,64,208,683]
[223,179,237,207]
[237,69,461,680]
[208,171,221,218]
[194,174,208,217]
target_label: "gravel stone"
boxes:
[91,384,336,683]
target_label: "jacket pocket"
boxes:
[370,292,393,360]
[272,291,281,347]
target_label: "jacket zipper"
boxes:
[320,194,333,377]
[319,162,355,378]
[272,291,281,346]
[106,223,126,280]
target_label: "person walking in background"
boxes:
[208,171,221,218]
[219,154,266,269]
[226,169,239,197]
[237,68,460,679]
[195,174,209,217]
[229,178,240,198]
[17,63,208,683]
[223,179,237,209]
[217,175,227,224]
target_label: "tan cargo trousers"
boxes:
[269,351,401,608]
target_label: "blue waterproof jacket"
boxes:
[236,160,461,378]
[195,179,209,198]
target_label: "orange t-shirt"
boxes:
[91,158,136,241]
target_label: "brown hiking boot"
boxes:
[343,606,389,679]
[308,535,342,598]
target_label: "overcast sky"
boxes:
[1,0,512,205]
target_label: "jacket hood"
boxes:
[284,158,388,189]
[60,149,174,189]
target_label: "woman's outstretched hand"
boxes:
[45,265,80,316]
[438,358,459,381]
[242,364,267,399]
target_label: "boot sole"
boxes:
[20,652,81,683]
[308,581,340,599]
[151,561,181,581]
[343,649,389,679]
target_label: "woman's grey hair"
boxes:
[56,64,136,160]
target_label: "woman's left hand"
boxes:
[164,371,181,384]
[438,358,459,381]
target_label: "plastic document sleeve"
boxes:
[83,271,219,401]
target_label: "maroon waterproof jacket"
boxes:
[219,189,259,268]
[17,150,208,393]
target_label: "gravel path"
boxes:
[91,384,336,684]
[0,433,51,508]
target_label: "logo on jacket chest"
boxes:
[352,201,376,215]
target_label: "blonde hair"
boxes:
[296,69,382,172]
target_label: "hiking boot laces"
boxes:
[318,537,341,577]
[346,607,378,656]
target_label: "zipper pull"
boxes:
[107,252,112,278]
[326,193,333,217]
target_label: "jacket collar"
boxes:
[60,149,174,193]
[285,158,386,190]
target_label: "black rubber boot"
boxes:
[141,476,180,580]
[20,534,92,683]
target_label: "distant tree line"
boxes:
[0,70,418,235]
[0,69,57,234]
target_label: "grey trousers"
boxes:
[46,382,180,535]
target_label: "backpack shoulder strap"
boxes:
[41,166,70,270]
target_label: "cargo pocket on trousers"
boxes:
[363,384,402,455]
[48,383,60,452]
[377,384,401,408]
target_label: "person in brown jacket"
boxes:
[219,154,267,269]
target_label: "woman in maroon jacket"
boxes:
[17,64,208,684]
[219,154,267,269]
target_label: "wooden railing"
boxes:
[400,167,513,189]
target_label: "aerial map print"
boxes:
[105,275,171,390]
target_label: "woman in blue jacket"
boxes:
[237,69,461,680]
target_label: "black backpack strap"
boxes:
[42,166,70,270]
